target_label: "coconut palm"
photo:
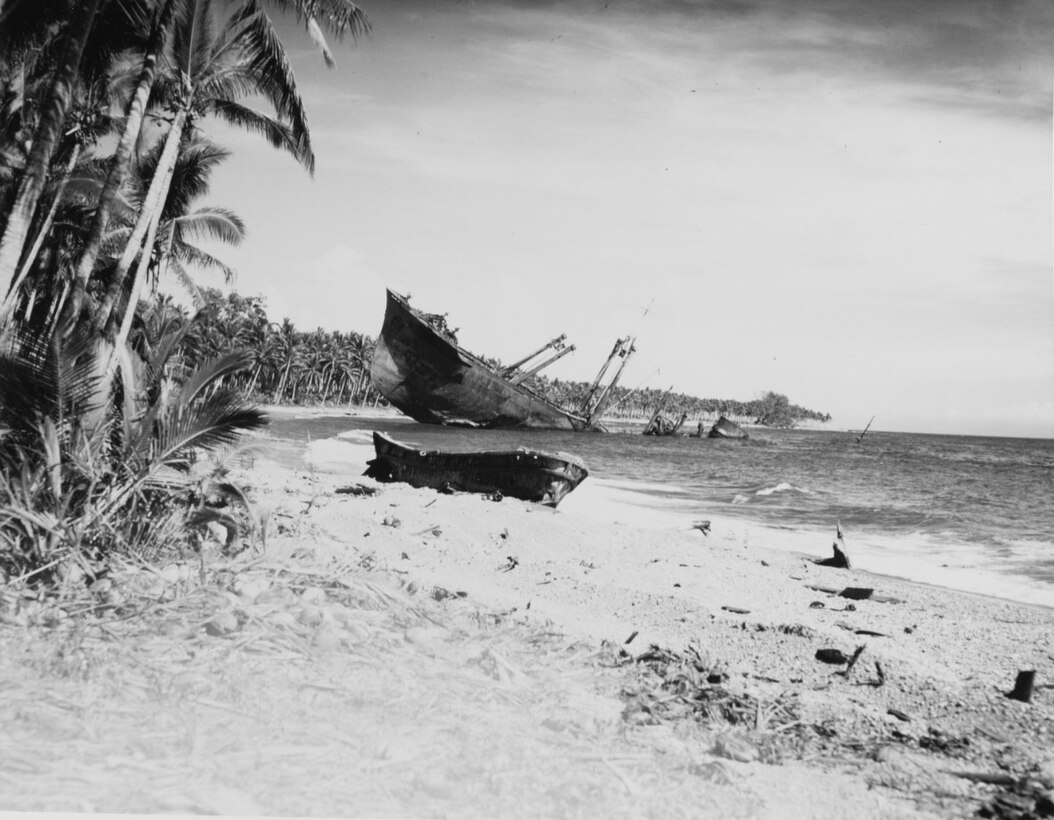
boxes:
[0,0,111,291]
[0,0,155,298]
[2,68,130,327]
[0,0,372,583]
[112,134,246,307]
[95,0,328,351]
[1,0,369,324]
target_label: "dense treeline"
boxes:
[521,377,830,428]
[154,287,384,405]
[0,0,369,582]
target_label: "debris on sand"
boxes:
[814,523,851,569]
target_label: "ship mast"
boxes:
[500,335,568,377]
[508,344,577,385]
[582,338,625,399]
[583,336,636,426]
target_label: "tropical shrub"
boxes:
[0,322,266,584]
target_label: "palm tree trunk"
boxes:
[112,204,163,365]
[275,362,292,402]
[96,107,187,335]
[67,0,177,323]
[0,0,106,297]
[0,143,82,324]
[245,365,261,397]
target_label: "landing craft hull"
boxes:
[364,431,588,507]
[370,290,599,431]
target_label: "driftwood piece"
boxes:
[335,484,379,496]
[814,523,851,568]
[1007,670,1036,703]
[947,771,1021,786]
[839,644,867,677]
[805,583,902,604]
[721,606,751,615]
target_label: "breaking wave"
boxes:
[755,481,809,497]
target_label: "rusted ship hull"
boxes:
[364,432,588,507]
[370,290,598,430]
[708,416,749,439]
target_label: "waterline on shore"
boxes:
[277,429,1052,609]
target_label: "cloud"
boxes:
[260,245,389,336]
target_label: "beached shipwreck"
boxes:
[364,431,588,507]
[371,290,634,431]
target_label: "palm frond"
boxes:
[222,0,314,171]
[172,243,238,284]
[170,0,219,80]
[205,99,301,160]
[0,0,73,59]
[175,348,254,409]
[172,207,246,246]
[0,326,104,441]
[118,389,265,500]
[112,345,262,504]
[143,315,196,386]
[164,256,206,303]
[306,17,335,68]
[155,390,266,459]
[259,0,370,41]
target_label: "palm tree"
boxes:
[95,0,326,350]
[0,0,373,581]
[116,134,246,303]
[269,318,299,402]
[1,0,369,325]
[2,69,129,327]
[0,0,112,292]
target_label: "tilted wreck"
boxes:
[370,290,634,431]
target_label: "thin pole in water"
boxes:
[856,415,875,443]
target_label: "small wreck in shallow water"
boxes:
[370,290,634,431]
[708,416,749,439]
[364,431,589,507]
[641,387,687,436]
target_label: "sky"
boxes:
[198,0,1053,437]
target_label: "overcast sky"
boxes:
[201,0,1054,437]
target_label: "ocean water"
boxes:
[262,413,1054,608]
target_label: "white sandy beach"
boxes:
[2,419,1051,820]
[241,433,1054,816]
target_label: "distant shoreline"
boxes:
[258,403,843,433]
